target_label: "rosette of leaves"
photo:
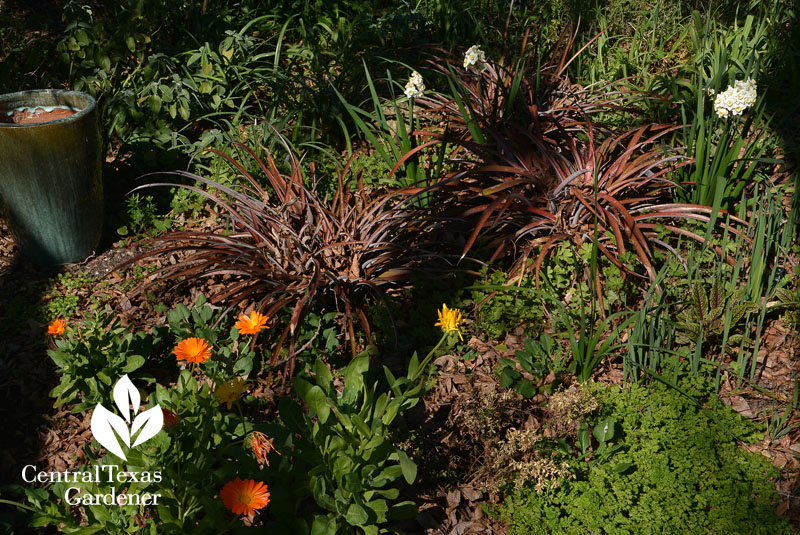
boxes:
[131,137,449,361]
[281,354,422,532]
[496,333,571,398]
[674,279,758,352]
[48,310,159,412]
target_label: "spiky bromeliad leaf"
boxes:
[127,138,455,362]
[407,26,750,307]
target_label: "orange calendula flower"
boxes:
[48,319,66,336]
[235,310,269,335]
[250,431,280,467]
[435,303,464,341]
[173,337,213,363]
[220,478,270,515]
[215,377,247,409]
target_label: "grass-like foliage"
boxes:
[134,138,449,359]
[410,26,748,298]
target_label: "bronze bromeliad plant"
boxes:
[404,25,750,299]
[132,137,451,366]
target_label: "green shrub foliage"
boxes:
[498,378,792,535]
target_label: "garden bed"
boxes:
[1,1,799,533]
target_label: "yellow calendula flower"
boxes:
[215,377,247,409]
[435,303,464,340]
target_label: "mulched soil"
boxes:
[2,212,800,534]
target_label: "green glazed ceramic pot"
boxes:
[0,89,103,265]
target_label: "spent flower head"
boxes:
[713,78,757,119]
[162,408,180,432]
[250,431,280,467]
[463,44,487,71]
[435,303,464,340]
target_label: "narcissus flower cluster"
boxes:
[463,44,487,71]
[404,70,425,99]
[712,78,757,119]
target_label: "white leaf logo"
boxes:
[90,374,163,460]
[90,405,129,459]
[131,406,164,447]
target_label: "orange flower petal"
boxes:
[48,319,66,335]
[235,310,269,335]
[220,478,270,515]
[173,337,212,363]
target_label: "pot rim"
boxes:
[0,89,96,128]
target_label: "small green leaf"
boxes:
[312,477,336,512]
[499,367,521,388]
[387,501,419,519]
[365,497,389,522]
[344,503,368,526]
[233,355,253,376]
[351,414,372,437]
[121,355,145,373]
[371,465,402,487]
[310,515,338,535]
[306,386,330,423]
[516,380,536,398]
[396,450,417,484]
[612,462,636,474]
[382,401,401,426]
[578,422,590,454]
[594,419,615,443]
[149,95,162,114]
[343,355,369,404]
[48,351,68,368]
[314,360,333,385]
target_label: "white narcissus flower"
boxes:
[404,82,422,99]
[713,78,757,118]
[404,70,425,99]
[463,44,487,71]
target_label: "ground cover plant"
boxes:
[496,376,794,535]
[0,0,799,534]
